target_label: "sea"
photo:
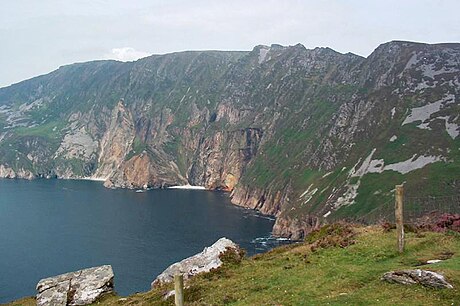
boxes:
[0,179,285,303]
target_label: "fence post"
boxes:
[174,274,184,306]
[395,184,404,253]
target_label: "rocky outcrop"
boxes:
[36,265,114,306]
[188,128,263,191]
[55,111,99,162]
[272,215,321,240]
[104,152,187,189]
[381,269,453,289]
[0,165,35,180]
[151,238,240,288]
[94,101,135,180]
[230,184,287,216]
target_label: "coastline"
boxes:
[168,184,207,190]
[0,176,284,235]
[69,177,107,182]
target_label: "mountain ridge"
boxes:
[0,40,458,238]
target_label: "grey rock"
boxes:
[381,269,453,289]
[152,237,239,288]
[163,290,175,300]
[36,265,114,306]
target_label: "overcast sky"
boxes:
[1,0,459,88]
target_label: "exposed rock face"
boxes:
[94,101,135,180]
[36,265,114,306]
[104,152,186,189]
[381,269,453,289]
[151,238,240,288]
[0,41,459,238]
[55,124,98,161]
[188,128,263,191]
[230,184,289,216]
[0,164,35,179]
[272,215,321,240]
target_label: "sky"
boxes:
[1,0,459,88]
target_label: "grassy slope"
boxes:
[9,226,459,305]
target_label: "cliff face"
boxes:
[188,127,263,190]
[95,101,135,180]
[0,41,459,238]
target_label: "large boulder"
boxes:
[36,265,114,306]
[151,237,240,288]
[381,269,453,289]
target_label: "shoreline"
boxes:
[68,177,107,182]
[0,176,279,229]
[167,184,207,190]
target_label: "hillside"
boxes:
[0,41,459,237]
[8,225,460,305]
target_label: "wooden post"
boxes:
[174,274,184,306]
[395,184,404,253]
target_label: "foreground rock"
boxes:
[382,269,453,289]
[36,265,114,306]
[152,238,240,287]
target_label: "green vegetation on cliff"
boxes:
[0,41,459,237]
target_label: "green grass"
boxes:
[335,171,403,218]
[241,83,348,191]
[124,226,458,305]
[13,120,65,140]
[125,137,149,161]
[8,226,455,306]
[59,158,88,177]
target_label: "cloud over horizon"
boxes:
[103,47,151,62]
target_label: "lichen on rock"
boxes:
[381,269,453,289]
[36,265,114,306]
[151,238,240,288]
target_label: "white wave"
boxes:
[253,215,276,221]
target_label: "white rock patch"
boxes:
[351,149,383,177]
[299,184,313,198]
[445,119,459,139]
[416,122,432,130]
[390,107,396,119]
[403,53,419,70]
[402,100,443,125]
[402,94,455,126]
[352,149,443,177]
[55,127,98,160]
[389,135,398,142]
[384,155,443,174]
[258,47,270,64]
[301,187,318,205]
[333,181,360,208]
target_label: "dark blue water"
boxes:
[0,179,277,303]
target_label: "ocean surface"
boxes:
[0,179,280,303]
